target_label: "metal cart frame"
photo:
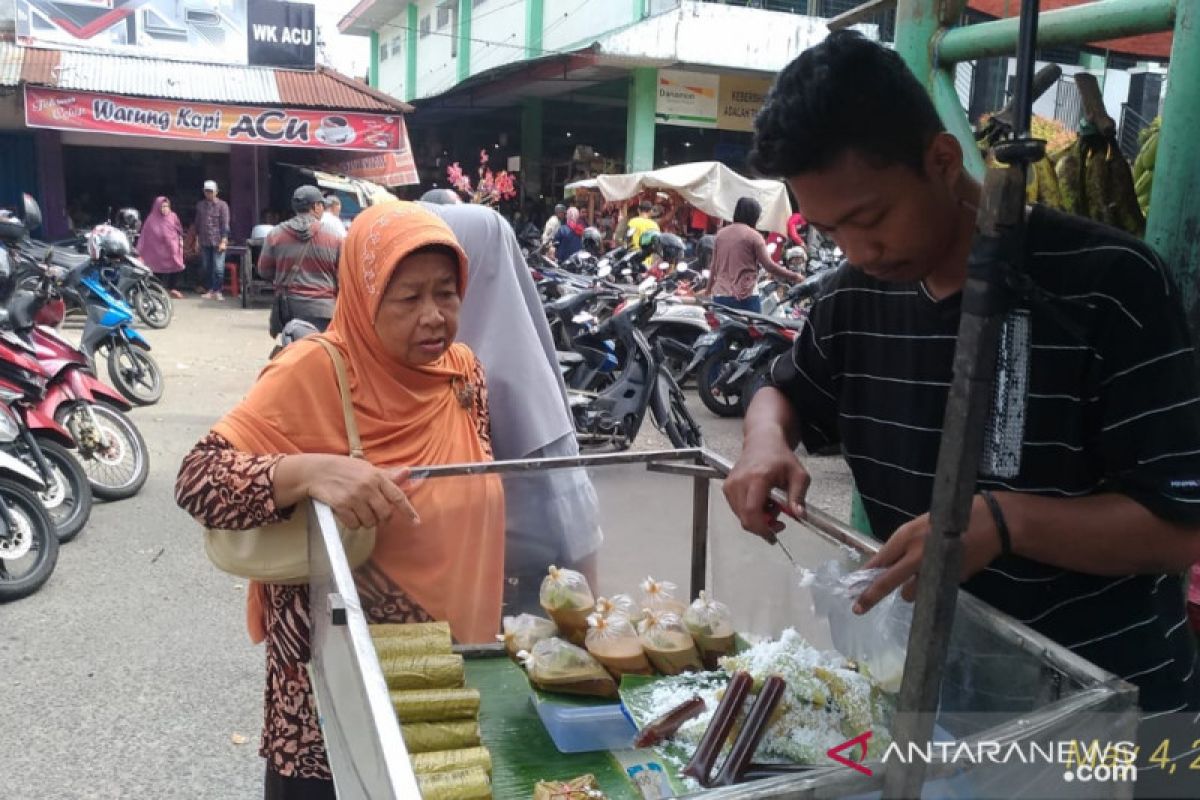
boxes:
[307,448,1137,799]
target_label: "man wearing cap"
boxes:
[195,180,231,300]
[542,203,566,247]
[257,186,343,333]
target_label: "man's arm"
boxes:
[723,387,810,539]
[755,235,797,283]
[257,237,277,281]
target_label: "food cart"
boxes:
[307,449,1137,799]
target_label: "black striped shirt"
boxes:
[770,206,1200,714]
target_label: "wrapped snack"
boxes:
[411,746,493,776]
[519,637,618,698]
[497,613,558,661]
[373,634,453,659]
[391,688,481,723]
[683,591,736,669]
[639,576,685,618]
[637,610,702,675]
[417,766,492,799]
[539,565,595,645]
[371,621,453,642]
[584,613,653,679]
[533,774,607,799]
[380,654,465,691]
[594,594,645,626]
[402,720,482,754]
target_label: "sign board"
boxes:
[323,140,421,188]
[655,69,718,129]
[717,74,773,132]
[15,1,316,67]
[247,0,315,69]
[25,86,403,152]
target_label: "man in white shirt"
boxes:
[322,194,348,238]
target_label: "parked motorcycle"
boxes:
[0,405,58,602]
[55,219,173,329]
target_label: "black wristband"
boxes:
[980,490,1012,557]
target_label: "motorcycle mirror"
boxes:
[22,193,42,231]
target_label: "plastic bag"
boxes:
[518,637,617,698]
[594,594,645,626]
[683,591,736,669]
[639,576,685,617]
[498,613,558,661]
[637,610,702,675]
[801,559,912,693]
[585,612,653,678]
[539,565,596,645]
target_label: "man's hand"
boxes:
[722,431,811,540]
[853,493,1003,614]
[218,238,228,254]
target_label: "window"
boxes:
[437,4,452,29]
[379,38,390,61]
[419,14,431,38]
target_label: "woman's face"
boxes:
[160,201,171,215]
[374,249,461,366]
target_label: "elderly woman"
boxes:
[175,203,504,799]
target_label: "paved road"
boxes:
[3,297,851,799]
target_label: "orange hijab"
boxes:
[215,202,505,644]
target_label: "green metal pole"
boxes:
[1145,0,1200,336]
[525,0,544,58]
[406,3,418,102]
[626,67,657,172]
[457,0,472,83]
[369,31,380,89]
[936,0,1177,64]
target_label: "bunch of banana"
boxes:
[1132,116,1161,216]
[1054,134,1145,237]
[977,115,1072,211]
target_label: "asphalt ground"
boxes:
[2,295,852,799]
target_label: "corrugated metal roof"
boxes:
[18,44,59,86]
[52,48,281,104]
[0,42,22,87]
[276,66,409,112]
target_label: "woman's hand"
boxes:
[274,454,420,530]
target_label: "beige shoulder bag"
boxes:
[204,337,376,584]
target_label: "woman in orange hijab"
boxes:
[175,202,504,800]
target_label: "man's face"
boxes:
[311,202,325,218]
[204,189,216,201]
[786,136,962,283]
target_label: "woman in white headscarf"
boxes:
[422,202,602,613]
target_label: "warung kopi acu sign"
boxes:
[24,87,403,152]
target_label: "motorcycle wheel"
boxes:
[27,437,93,544]
[59,403,150,501]
[697,348,744,418]
[652,372,704,448]
[108,343,164,406]
[131,282,173,329]
[0,478,58,603]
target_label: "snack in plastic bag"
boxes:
[595,593,645,626]
[637,610,703,675]
[533,774,607,800]
[639,576,685,617]
[683,591,736,669]
[802,559,913,693]
[519,637,618,698]
[539,565,596,645]
[497,613,558,661]
[584,612,653,678]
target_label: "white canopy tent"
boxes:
[566,161,792,234]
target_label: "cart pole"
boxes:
[884,1,1044,796]
[690,474,710,599]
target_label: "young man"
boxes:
[195,180,230,299]
[723,31,1200,715]
[626,199,660,249]
[257,186,342,332]
[708,196,799,312]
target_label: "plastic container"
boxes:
[530,693,638,754]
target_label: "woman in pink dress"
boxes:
[139,196,185,298]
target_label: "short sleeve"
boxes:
[767,296,841,452]
[1093,249,1200,523]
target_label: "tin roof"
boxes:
[0,42,410,112]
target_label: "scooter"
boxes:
[54,218,173,329]
[0,395,57,603]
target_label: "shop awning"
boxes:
[568,161,792,234]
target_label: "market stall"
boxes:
[307,449,1136,800]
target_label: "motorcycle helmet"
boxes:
[639,229,660,259]
[87,225,131,261]
[116,207,141,234]
[656,233,686,264]
[582,227,602,255]
[785,246,808,269]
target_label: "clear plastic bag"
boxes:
[518,637,617,698]
[498,613,558,661]
[585,612,652,678]
[683,591,736,669]
[637,610,702,675]
[639,575,685,617]
[539,565,596,645]
[801,559,912,693]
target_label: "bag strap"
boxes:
[311,337,363,459]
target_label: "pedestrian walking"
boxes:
[258,186,342,334]
[138,196,185,299]
[708,197,799,312]
[195,180,230,300]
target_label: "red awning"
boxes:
[968,1,1173,60]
